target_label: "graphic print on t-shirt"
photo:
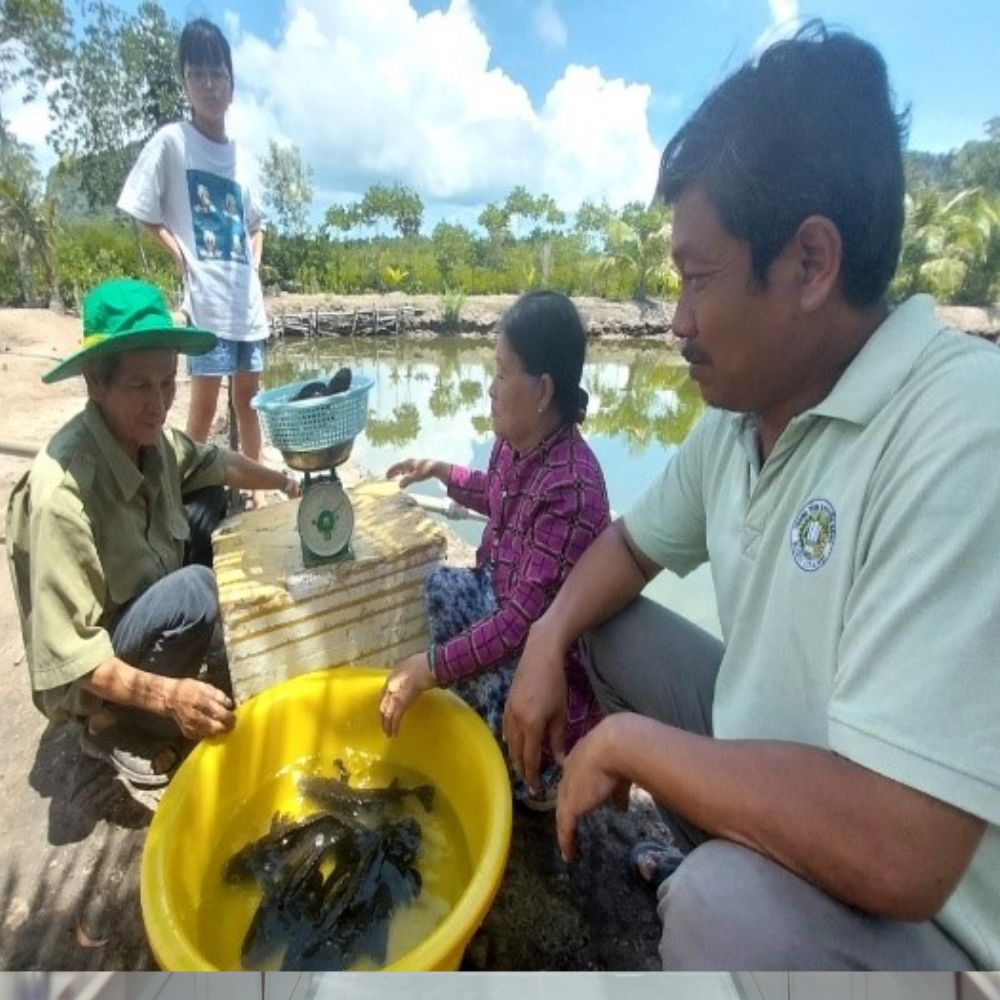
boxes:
[186,168,249,264]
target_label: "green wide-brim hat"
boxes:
[43,278,218,384]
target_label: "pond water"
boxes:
[266,337,720,638]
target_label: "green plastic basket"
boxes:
[251,374,373,453]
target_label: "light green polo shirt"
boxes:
[624,296,1000,969]
[6,400,226,721]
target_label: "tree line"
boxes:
[1,0,998,309]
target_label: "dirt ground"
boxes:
[0,301,669,972]
[3,296,998,972]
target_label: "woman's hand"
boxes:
[165,677,235,740]
[386,458,447,489]
[379,652,436,737]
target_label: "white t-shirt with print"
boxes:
[118,120,269,343]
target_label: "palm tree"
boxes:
[892,188,1000,304]
[595,203,679,301]
[0,172,61,309]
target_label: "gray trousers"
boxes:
[581,596,975,971]
[109,563,224,739]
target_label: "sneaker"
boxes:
[79,724,179,789]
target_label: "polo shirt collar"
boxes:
[82,400,153,501]
[807,294,942,427]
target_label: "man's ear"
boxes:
[82,367,99,399]
[794,215,842,312]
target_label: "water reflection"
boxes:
[265,337,720,637]
[265,338,703,454]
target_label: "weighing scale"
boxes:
[251,372,374,568]
[286,441,356,566]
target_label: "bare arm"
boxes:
[504,520,658,790]
[82,655,235,740]
[222,449,299,496]
[385,458,453,488]
[139,221,185,277]
[250,229,263,270]
[558,713,986,920]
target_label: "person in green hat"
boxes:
[6,278,300,788]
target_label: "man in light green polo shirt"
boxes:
[503,24,998,970]
[6,278,299,788]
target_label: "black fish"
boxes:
[290,380,327,402]
[239,814,369,968]
[241,842,326,968]
[284,818,423,970]
[225,811,360,889]
[299,761,435,818]
[326,367,352,395]
[229,765,432,971]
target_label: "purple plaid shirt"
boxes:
[438,423,611,750]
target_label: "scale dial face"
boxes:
[297,480,354,557]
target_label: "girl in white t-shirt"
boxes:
[118,19,270,500]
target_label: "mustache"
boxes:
[681,343,711,366]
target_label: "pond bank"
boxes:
[266,292,1000,343]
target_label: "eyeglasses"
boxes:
[184,68,230,88]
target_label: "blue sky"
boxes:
[5,0,998,227]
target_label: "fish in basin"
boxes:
[281,816,423,971]
[224,811,360,889]
[299,758,435,818]
[225,763,432,970]
[240,814,370,969]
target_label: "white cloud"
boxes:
[1,0,660,223]
[754,0,802,54]
[222,9,243,45]
[229,0,658,222]
[0,69,58,179]
[768,0,799,24]
[533,1,568,49]
[539,65,660,208]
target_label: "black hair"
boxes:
[499,291,589,425]
[655,20,908,307]
[179,19,233,84]
[83,354,122,386]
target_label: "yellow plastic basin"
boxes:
[141,666,513,970]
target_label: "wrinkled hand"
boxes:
[379,652,436,737]
[556,719,631,863]
[282,473,301,499]
[386,458,440,489]
[503,621,569,794]
[166,677,235,740]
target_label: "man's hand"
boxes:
[386,458,446,489]
[556,717,632,863]
[165,677,235,740]
[281,473,301,499]
[379,652,436,737]
[503,620,569,794]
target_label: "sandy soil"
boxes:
[0,302,667,971]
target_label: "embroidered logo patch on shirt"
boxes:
[790,498,837,572]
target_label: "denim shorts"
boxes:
[187,337,266,377]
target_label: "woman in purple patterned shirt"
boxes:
[379,291,611,808]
